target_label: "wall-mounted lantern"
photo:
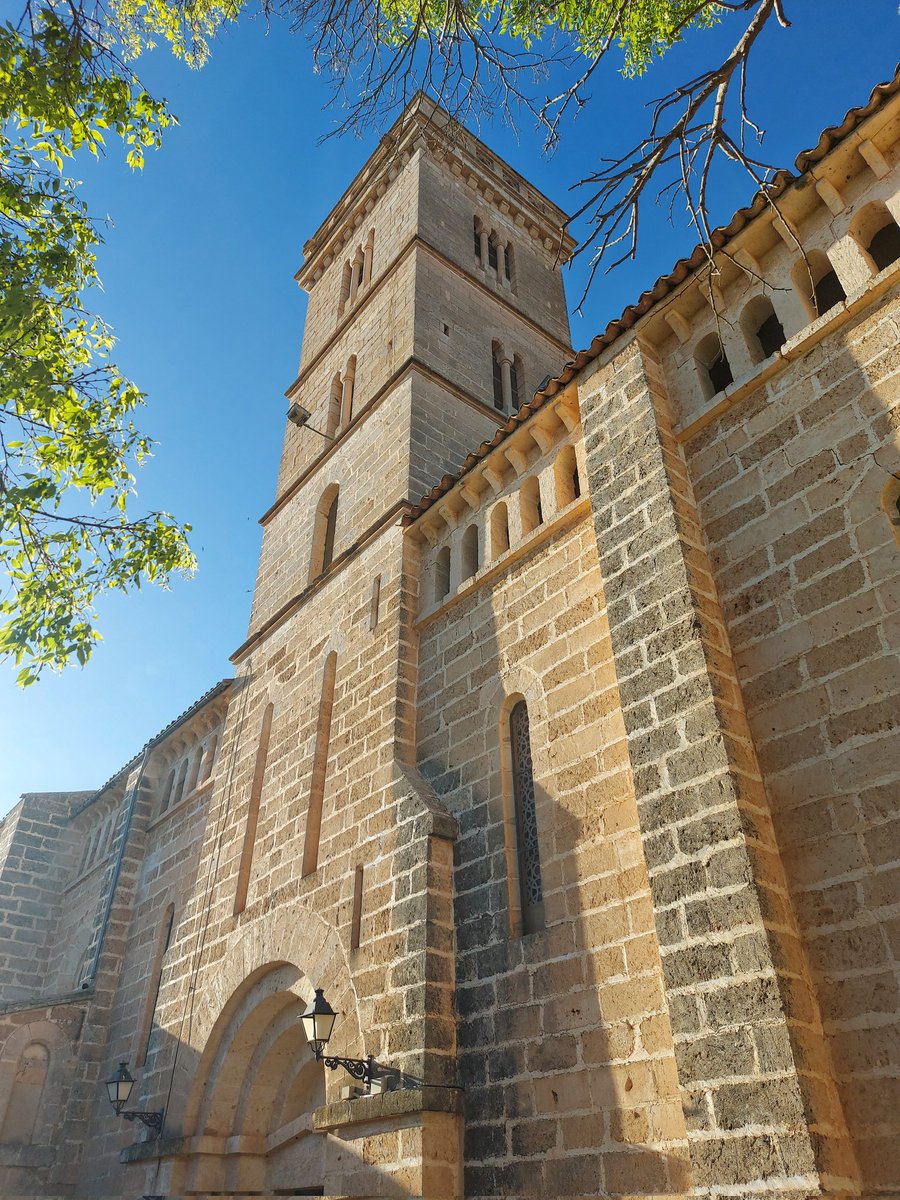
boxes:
[300,988,396,1093]
[104,1062,163,1136]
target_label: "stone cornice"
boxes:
[296,97,574,289]
[232,499,412,662]
[287,233,572,398]
[266,357,506,526]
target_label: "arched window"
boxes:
[434,546,451,602]
[302,653,337,877]
[363,229,375,286]
[310,485,340,581]
[339,261,352,312]
[792,251,846,319]
[520,477,543,535]
[695,332,734,399]
[0,1042,49,1143]
[461,524,479,580]
[340,355,357,429]
[326,373,342,440]
[851,202,900,273]
[171,757,190,811]
[135,903,175,1067]
[490,503,510,559]
[504,242,514,286]
[740,295,786,364]
[186,745,203,795]
[554,445,581,508]
[488,233,499,273]
[159,767,176,815]
[199,733,218,784]
[233,702,274,915]
[508,701,544,935]
[473,216,483,263]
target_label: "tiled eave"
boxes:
[404,65,900,525]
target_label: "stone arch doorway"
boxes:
[177,963,326,1197]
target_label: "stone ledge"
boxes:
[313,1085,464,1132]
[119,1133,185,1164]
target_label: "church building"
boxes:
[0,70,898,1200]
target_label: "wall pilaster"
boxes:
[578,338,857,1196]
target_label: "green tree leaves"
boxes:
[1,10,195,683]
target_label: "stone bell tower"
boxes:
[121,99,578,1199]
[243,96,576,640]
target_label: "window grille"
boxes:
[510,701,544,933]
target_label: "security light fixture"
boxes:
[300,988,396,1093]
[286,402,311,428]
[286,402,334,439]
[104,1062,163,1136]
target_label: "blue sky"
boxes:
[1,2,897,813]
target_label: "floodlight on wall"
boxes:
[286,403,333,439]
[104,1062,163,1136]
[300,988,397,1093]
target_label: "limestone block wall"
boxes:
[277,251,417,500]
[413,250,569,416]
[105,526,461,1198]
[676,281,900,1192]
[0,792,88,1003]
[411,424,690,1198]
[297,151,420,373]
[415,153,572,349]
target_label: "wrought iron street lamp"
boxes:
[104,1062,164,1136]
[300,988,395,1093]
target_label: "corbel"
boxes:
[553,400,579,433]
[772,214,801,249]
[733,246,763,278]
[529,424,555,456]
[482,464,506,495]
[814,177,844,216]
[504,443,531,477]
[858,138,890,179]
[459,483,482,511]
[435,501,461,531]
[664,309,692,345]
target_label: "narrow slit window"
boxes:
[435,546,451,602]
[135,904,175,1067]
[233,701,274,915]
[322,493,338,572]
[520,477,543,534]
[491,503,510,559]
[488,236,498,273]
[369,574,381,631]
[695,333,734,399]
[473,217,482,262]
[350,864,364,950]
[461,524,479,580]
[302,653,337,876]
[510,701,544,935]
[504,242,512,283]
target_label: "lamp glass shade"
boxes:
[301,988,337,1049]
[105,1062,135,1114]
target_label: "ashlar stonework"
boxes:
[1,75,898,1200]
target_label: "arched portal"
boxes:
[177,964,326,1197]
